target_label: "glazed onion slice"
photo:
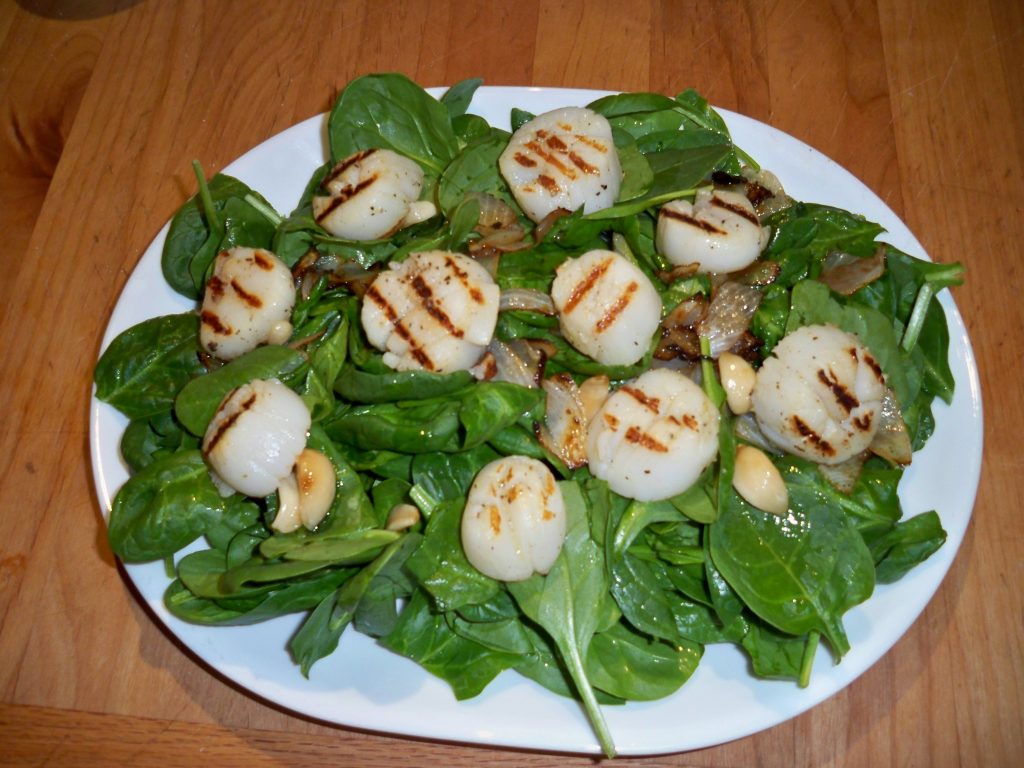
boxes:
[869,387,913,465]
[473,338,547,388]
[698,281,763,359]
[537,373,588,469]
[499,287,557,315]
[820,248,887,296]
[468,193,531,254]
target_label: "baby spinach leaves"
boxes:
[107,450,224,562]
[710,473,876,658]
[162,172,277,299]
[328,73,460,174]
[98,75,962,757]
[508,482,617,757]
[175,345,307,436]
[95,313,205,420]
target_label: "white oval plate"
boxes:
[90,87,983,755]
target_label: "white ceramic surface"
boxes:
[90,87,983,756]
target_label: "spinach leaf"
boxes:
[382,589,519,699]
[204,496,261,552]
[587,621,700,701]
[334,365,473,404]
[164,567,353,626]
[740,618,807,680]
[867,510,946,583]
[120,409,198,472]
[587,92,679,118]
[440,77,483,120]
[405,500,501,612]
[107,450,224,562]
[95,313,205,420]
[612,128,653,202]
[290,534,420,675]
[328,73,459,174]
[437,129,516,215]
[410,444,498,504]
[175,345,307,436]
[257,426,380,558]
[709,470,876,658]
[323,381,541,454]
[162,173,276,298]
[508,482,617,757]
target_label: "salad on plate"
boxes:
[93,74,966,757]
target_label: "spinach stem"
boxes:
[191,160,221,231]
[699,336,726,409]
[567,646,616,758]
[243,193,283,227]
[409,483,440,519]
[901,263,965,352]
[799,631,820,688]
[900,281,937,352]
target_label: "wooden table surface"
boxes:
[2,0,1021,765]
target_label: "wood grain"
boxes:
[0,0,1021,765]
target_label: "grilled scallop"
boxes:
[202,378,311,498]
[360,250,500,373]
[312,148,424,240]
[461,456,567,582]
[498,107,622,223]
[751,324,887,464]
[199,247,295,361]
[551,249,661,367]
[656,188,768,273]
[586,368,720,501]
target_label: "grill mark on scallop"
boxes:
[201,309,231,335]
[545,135,568,151]
[251,251,275,271]
[513,152,537,168]
[207,275,226,299]
[204,392,257,454]
[710,194,760,226]
[536,174,560,195]
[574,134,609,153]
[853,413,873,432]
[791,415,836,456]
[410,274,464,339]
[314,175,379,223]
[624,425,669,453]
[817,367,859,413]
[322,149,377,188]
[863,352,884,382]
[443,254,485,304]
[523,139,577,179]
[562,256,613,314]
[619,385,661,414]
[661,207,728,234]
[568,151,599,175]
[230,279,263,308]
[669,413,700,430]
[538,134,602,176]
[364,284,435,370]
[595,281,638,333]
